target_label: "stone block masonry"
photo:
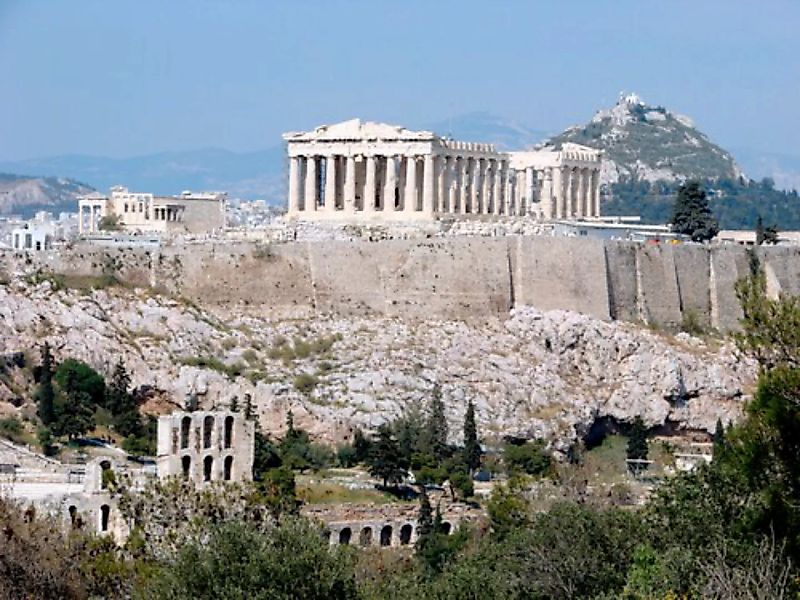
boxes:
[5,238,799,332]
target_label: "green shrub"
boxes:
[0,416,26,444]
[293,373,319,394]
[179,356,245,380]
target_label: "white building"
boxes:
[282,118,602,222]
[12,222,54,251]
[77,187,227,236]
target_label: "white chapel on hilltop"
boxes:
[283,118,602,222]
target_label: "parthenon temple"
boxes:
[283,119,602,221]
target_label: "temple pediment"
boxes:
[283,118,435,142]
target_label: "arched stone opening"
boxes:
[359,527,373,547]
[100,504,110,533]
[338,528,352,545]
[180,416,191,449]
[441,521,452,535]
[400,524,413,545]
[181,455,191,480]
[224,416,234,449]
[99,460,112,489]
[203,455,213,482]
[223,455,233,481]
[380,525,392,547]
[203,415,214,449]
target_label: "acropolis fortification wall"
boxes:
[5,237,800,331]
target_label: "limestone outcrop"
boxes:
[0,277,756,448]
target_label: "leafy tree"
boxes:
[351,428,372,464]
[253,429,282,479]
[393,403,426,465]
[447,469,474,500]
[735,252,800,370]
[260,466,298,517]
[52,368,95,439]
[366,424,408,487]
[487,477,531,538]
[54,359,106,408]
[670,180,719,241]
[34,342,56,426]
[462,399,481,473]
[503,440,552,476]
[139,519,358,600]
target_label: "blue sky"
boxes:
[1,0,797,160]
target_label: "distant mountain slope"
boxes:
[545,93,743,185]
[0,146,286,203]
[0,174,94,217]
[422,111,549,150]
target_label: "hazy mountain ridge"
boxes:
[544,94,744,185]
[0,174,95,217]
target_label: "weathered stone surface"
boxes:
[0,277,756,449]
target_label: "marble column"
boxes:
[324,155,337,211]
[404,156,418,213]
[563,168,572,218]
[438,156,449,213]
[505,170,515,216]
[592,170,601,217]
[288,156,301,214]
[541,169,553,219]
[493,161,504,215]
[423,154,436,215]
[305,156,317,211]
[383,156,397,212]
[551,167,562,219]
[469,159,480,214]
[482,160,492,214]
[344,156,356,212]
[364,156,376,213]
[449,158,459,213]
[524,167,534,215]
[576,168,585,218]
[459,158,470,214]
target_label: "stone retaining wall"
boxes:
[3,237,799,332]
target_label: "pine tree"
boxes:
[34,342,55,426]
[462,399,481,473]
[670,181,719,242]
[756,215,766,246]
[243,393,254,420]
[230,396,239,412]
[366,424,408,488]
[626,416,649,474]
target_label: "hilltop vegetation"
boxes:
[605,177,800,229]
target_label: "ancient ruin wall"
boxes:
[5,238,799,332]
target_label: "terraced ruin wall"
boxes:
[5,237,800,331]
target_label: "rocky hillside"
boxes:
[0,173,94,217]
[0,276,755,450]
[545,93,744,185]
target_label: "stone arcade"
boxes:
[283,119,602,222]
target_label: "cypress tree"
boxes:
[426,385,449,464]
[713,417,725,457]
[462,399,481,473]
[416,488,433,541]
[626,416,649,474]
[35,343,55,426]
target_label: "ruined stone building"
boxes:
[283,119,602,222]
[156,410,254,485]
[77,186,227,235]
